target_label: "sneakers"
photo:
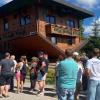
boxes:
[29,89,33,93]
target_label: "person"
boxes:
[18,56,28,93]
[37,51,46,96]
[74,55,84,100]
[55,55,64,94]
[0,73,5,98]
[73,52,79,57]
[29,57,39,92]
[81,52,89,91]
[57,49,78,100]
[86,48,100,100]
[10,55,17,91]
[0,53,14,97]
[43,52,49,92]
[15,63,21,93]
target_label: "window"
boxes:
[20,17,25,25]
[45,15,56,24]
[66,37,73,45]
[66,19,75,28]
[20,15,30,25]
[3,19,9,31]
[25,16,31,24]
[51,37,57,44]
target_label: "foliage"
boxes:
[79,20,84,38]
[81,36,100,57]
[46,68,55,84]
[81,20,100,57]
[91,20,100,37]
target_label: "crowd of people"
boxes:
[0,51,49,98]
[0,48,100,100]
[56,48,100,100]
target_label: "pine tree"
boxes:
[91,20,100,37]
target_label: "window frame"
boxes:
[66,19,75,28]
[20,15,31,26]
[3,19,9,31]
[50,36,57,44]
[45,15,56,24]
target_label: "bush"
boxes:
[46,68,56,84]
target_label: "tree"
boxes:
[81,20,100,57]
[91,20,100,37]
[79,20,84,38]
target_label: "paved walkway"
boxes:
[1,81,57,100]
[1,80,87,100]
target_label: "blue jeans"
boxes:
[87,79,100,100]
[57,87,75,100]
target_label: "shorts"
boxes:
[0,75,4,86]
[37,71,46,81]
[1,74,12,85]
[30,73,37,81]
[16,72,21,80]
[20,74,26,83]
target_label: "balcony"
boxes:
[45,24,80,36]
[0,29,36,41]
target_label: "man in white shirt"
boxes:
[10,55,17,91]
[86,48,100,100]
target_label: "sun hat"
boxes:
[31,57,39,62]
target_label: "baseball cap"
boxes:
[73,52,79,56]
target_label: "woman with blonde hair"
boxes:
[15,63,21,93]
[16,56,28,93]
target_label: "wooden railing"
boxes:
[45,24,80,36]
[0,29,36,41]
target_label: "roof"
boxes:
[52,0,94,18]
[0,0,94,19]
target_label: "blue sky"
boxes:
[0,0,100,36]
[0,0,12,7]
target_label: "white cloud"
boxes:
[84,25,92,34]
[76,0,100,9]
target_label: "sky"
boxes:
[0,0,12,7]
[0,0,100,36]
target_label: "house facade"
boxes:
[0,0,93,58]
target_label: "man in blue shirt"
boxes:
[57,49,78,100]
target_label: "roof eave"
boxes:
[52,0,94,19]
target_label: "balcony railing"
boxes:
[45,24,80,36]
[0,29,36,41]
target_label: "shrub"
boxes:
[46,68,56,84]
